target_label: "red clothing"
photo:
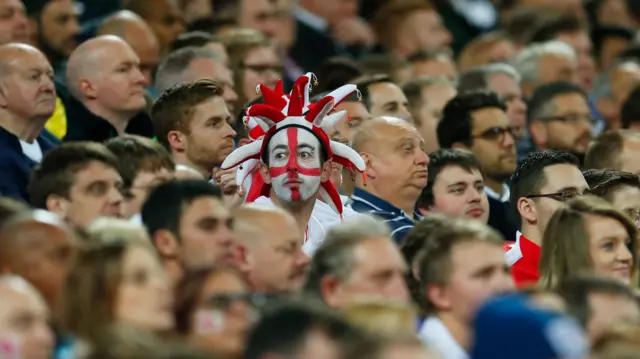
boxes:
[504,232,541,288]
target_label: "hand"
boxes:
[213,167,244,209]
[332,17,376,47]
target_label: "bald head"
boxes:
[352,116,420,153]
[0,210,78,307]
[233,204,300,245]
[0,43,50,77]
[66,35,139,98]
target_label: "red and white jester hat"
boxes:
[220,73,366,215]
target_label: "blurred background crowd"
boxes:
[3,0,640,358]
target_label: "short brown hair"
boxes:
[539,195,639,288]
[582,169,640,204]
[105,135,175,189]
[29,142,120,209]
[585,130,640,170]
[416,219,503,313]
[151,79,224,151]
[373,0,434,52]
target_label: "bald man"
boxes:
[125,0,185,56]
[0,210,79,309]
[232,204,310,293]
[0,275,54,359]
[63,35,153,142]
[350,117,429,243]
[0,43,59,202]
[97,10,160,87]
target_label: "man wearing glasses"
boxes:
[437,90,519,241]
[506,150,589,287]
[527,81,594,165]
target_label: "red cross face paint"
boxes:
[267,127,323,203]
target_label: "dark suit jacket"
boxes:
[0,127,59,202]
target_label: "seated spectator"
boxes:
[0,275,54,359]
[592,26,635,70]
[174,266,253,359]
[358,53,412,84]
[125,0,185,57]
[539,195,637,288]
[171,31,229,65]
[64,35,153,142]
[402,76,456,154]
[457,31,517,72]
[305,215,409,307]
[0,210,79,310]
[557,275,640,344]
[592,59,640,130]
[232,204,309,293]
[29,142,125,228]
[105,135,176,219]
[315,57,362,94]
[151,80,236,180]
[141,180,233,288]
[582,169,640,229]
[59,238,174,345]
[585,129,640,175]
[407,49,457,81]
[351,117,427,242]
[417,219,514,358]
[96,10,160,88]
[221,28,282,113]
[353,75,412,123]
[0,44,58,202]
[416,149,490,224]
[0,0,29,45]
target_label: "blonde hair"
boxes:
[342,296,417,336]
[85,218,150,245]
[538,195,639,289]
[220,28,274,109]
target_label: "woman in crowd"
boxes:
[538,195,638,288]
[174,266,255,359]
[58,238,174,348]
[222,28,283,111]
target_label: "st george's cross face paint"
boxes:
[267,127,323,203]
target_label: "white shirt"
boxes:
[20,139,43,163]
[484,183,510,203]
[253,196,359,255]
[418,316,469,359]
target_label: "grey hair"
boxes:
[592,59,640,100]
[154,46,221,95]
[304,215,391,296]
[514,40,576,85]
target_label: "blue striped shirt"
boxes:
[350,187,422,243]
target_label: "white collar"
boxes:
[484,183,510,202]
[294,6,329,32]
[418,316,469,359]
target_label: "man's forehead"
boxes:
[541,164,586,190]
[269,127,321,148]
[184,196,228,218]
[438,165,482,183]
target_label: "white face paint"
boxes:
[267,127,322,203]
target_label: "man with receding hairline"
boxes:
[351,116,429,242]
[0,210,79,310]
[0,43,58,202]
[232,204,310,293]
[64,35,152,142]
[97,10,160,88]
[0,275,54,359]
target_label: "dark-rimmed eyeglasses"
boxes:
[525,190,588,202]
[472,126,518,142]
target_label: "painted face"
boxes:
[267,127,322,203]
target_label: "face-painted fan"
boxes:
[221,73,365,215]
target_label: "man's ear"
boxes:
[168,130,186,152]
[320,159,332,183]
[259,163,272,184]
[231,243,253,274]
[80,78,98,100]
[426,284,451,311]
[418,207,430,217]
[320,275,343,307]
[529,121,547,148]
[360,152,376,179]
[0,82,8,108]
[517,197,538,225]
[46,195,70,219]
[152,230,180,258]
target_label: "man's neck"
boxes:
[358,182,416,217]
[163,259,184,291]
[0,111,46,143]
[271,191,315,235]
[172,154,214,179]
[484,177,504,195]
[438,312,472,352]
[520,223,542,246]
[83,101,135,135]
